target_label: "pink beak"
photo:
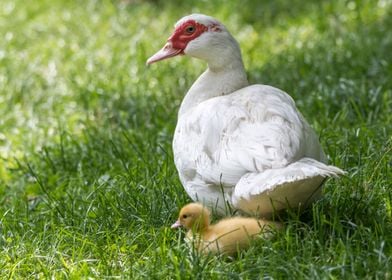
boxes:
[146,42,183,65]
[171,220,182,229]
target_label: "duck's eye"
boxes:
[182,214,188,219]
[185,26,195,34]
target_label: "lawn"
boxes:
[0,0,391,278]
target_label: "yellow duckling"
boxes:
[171,203,281,255]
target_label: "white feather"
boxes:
[232,158,345,216]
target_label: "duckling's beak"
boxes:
[171,220,182,229]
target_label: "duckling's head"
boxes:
[171,203,210,232]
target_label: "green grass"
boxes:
[0,0,391,278]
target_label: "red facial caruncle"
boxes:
[168,20,208,50]
[146,19,221,65]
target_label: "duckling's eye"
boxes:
[182,214,188,219]
[185,25,195,34]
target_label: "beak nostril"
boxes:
[164,43,172,50]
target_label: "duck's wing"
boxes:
[232,157,345,216]
[174,85,321,186]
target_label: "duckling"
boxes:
[171,203,281,255]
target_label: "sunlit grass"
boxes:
[0,0,391,278]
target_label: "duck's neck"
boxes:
[178,48,249,116]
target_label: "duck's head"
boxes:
[147,14,242,70]
[171,203,210,232]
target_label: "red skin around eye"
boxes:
[169,20,208,50]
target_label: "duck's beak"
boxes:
[146,42,183,65]
[171,220,182,229]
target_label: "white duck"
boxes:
[147,14,344,216]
